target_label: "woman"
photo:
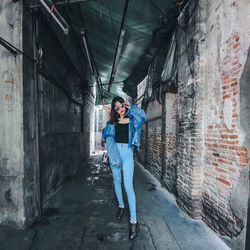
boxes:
[102,96,147,240]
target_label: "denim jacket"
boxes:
[102,105,147,166]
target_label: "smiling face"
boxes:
[114,101,126,116]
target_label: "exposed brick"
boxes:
[223,94,231,99]
[240,156,249,165]
[231,81,237,87]
[229,135,238,139]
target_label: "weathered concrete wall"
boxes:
[0,0,25,227]
[34,12,93,208]
[145,99,162,181]
[22,2,40,225]
[201,0,250,248]
[139,0,250,248]
[0,1,93,227]
[137,44,178,191]
[240,46,250,250]
[84,85,95,157]
[94,106,103,151]
[170,0,250,248]
[38,76,84,207]
[164,93,177,194]
[137,77,148,167]
[176,0,206,219]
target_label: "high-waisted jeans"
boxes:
[110,143,136,221]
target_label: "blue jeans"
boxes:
[110,143,136,221]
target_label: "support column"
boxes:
[0,0,41,227]
[0,0,25,227]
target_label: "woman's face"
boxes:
[114,101,126,116]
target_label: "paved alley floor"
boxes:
[0,156,231,250]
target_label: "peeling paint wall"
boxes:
[0,1,94,227]
[33,12,93,208]
[22,2,40,226]
[139,0,250,248]
[145,99,162,180]
[0,0,25,226]
[176,0,206,220]
[38,76,84,208]
[164,93,177,194]
[202,0,250,248]
[240,45,250,250]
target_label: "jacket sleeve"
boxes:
[127,105,147,129]
[106,137,122,166]
[102,122,115,139]
[102,122,122,166]
[102,125,107,139]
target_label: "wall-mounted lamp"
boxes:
[81,28,94,75]
[39,0,69,34]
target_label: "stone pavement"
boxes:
[0,156,231,250]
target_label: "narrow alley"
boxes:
[1,0,250,250]
[0,156,230,250]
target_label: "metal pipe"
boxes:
[87,36,105,105]
[108,0,129,91]
[39,0,69,34]
[29,0,95,8]
[111,28,125,79]
[81,28,94,75]
[0,36,36,62]
[0,37,17,55]
[47,0,70,29]
[108,29,125,91]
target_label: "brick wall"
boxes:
[202,1,250,245]
[144,100,163,181]
[138,1,250,248]
[138,81,178,193]
[176,0,250,248]
[146,118,162,180]
[164,93,178,194]
[175,0,206,219]
[203,32,246,237]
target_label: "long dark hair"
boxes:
[110,96,128,124]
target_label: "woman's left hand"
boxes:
[125,100,131,109]
[103,105,111,113]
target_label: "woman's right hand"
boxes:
[125,100,131,110]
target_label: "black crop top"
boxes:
[115,123,129,143]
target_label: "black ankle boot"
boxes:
[116,207,124,220]
[129,222,139,240]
